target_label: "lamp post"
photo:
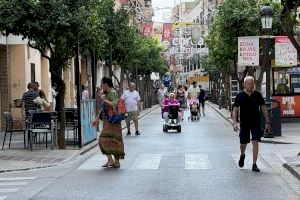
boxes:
[261,3,273,138]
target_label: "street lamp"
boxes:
[261,3,273,137]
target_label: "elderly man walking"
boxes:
[232,76,271,172]
[121,82,141,136]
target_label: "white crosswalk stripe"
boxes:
[131,154,162,169]
[78,154,106,170]
[0,182,28,186]
[185,154,211,169]
[0,196,7,200]
[0,176,37,200]
[78,153,269,171]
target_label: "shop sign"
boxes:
[275,36,297,67]
[238,36,259,66]
[273,96,300,117]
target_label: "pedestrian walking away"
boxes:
[121,82,141,136]
[177,85,187,120]
[91,77,125,168]
[198,85,206,116]
[232,76,271,172]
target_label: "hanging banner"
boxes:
[143,21,153,37]
[238,36,259,66]
[162,23,172,46]
[191,25,201,45]
[118,0,129,5]
[275,36,297,67]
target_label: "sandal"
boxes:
[102,163,114,168]
[112,164,120,168]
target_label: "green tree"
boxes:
[0,0,100,148]
[205,0,282,92]
[280,0,300,53]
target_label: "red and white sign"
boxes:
[143,22,153,37]
[238,36,259,66]
[273,96,300,117]
[162,23,172,45]
[275,36,297,67]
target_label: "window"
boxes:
[273,67,300,95]
[30,63,35,82]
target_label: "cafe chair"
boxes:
[28,112,53,150]
[2,112,26,149]
[65,110,78,146]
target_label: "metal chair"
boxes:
[27,112,53,150]
[2,112,26,149]
[65,110,78,146]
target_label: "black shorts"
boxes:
[239,128,262,144]
[199,100,205,107]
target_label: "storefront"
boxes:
[272,66,300,118]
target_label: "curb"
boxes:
[283,163,300,181]
[206,103,233,125]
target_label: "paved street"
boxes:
[0,106,299,200]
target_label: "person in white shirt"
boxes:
[188,81,200,99]
[82,85,89,100]
[51,83,58,111]
[157,84,167,105]
[121,82,141,136]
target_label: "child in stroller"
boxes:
[188,98,200,121]
[162,93,182,132]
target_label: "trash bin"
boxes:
[269,99,281,136]
[261,99,282,137]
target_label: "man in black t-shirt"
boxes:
[232,76,271,172]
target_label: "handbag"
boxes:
[106,98,128,123]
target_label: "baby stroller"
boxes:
[163,104,181,133]
[188,99,200,121]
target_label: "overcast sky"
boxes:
[152,0,194,23]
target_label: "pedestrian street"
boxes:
[10,106,298,200]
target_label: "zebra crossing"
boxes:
[77,153,267,170]
[0,176,37,200]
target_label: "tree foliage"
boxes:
[204,0,283,89]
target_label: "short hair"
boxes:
[101,77,113,87]
[244,76,254,83]
[192,81,196,85]
[27,82,33,89]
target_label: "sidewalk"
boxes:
[0,105,160,173]
[206,102,300,180]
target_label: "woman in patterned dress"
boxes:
[91,77,125,168]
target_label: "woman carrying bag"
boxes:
[91,77,125,168]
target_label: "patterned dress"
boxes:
[98,89,125,159]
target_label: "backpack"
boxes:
[106,98,128,123]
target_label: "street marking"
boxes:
[0,188,19,193]
[78,155,107,170]
[232,154,267,169]
[0,177,37,181]
[0,182,28,186]
[131,154,161,169]
[185,154,211,169]
[0,196,7,200]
